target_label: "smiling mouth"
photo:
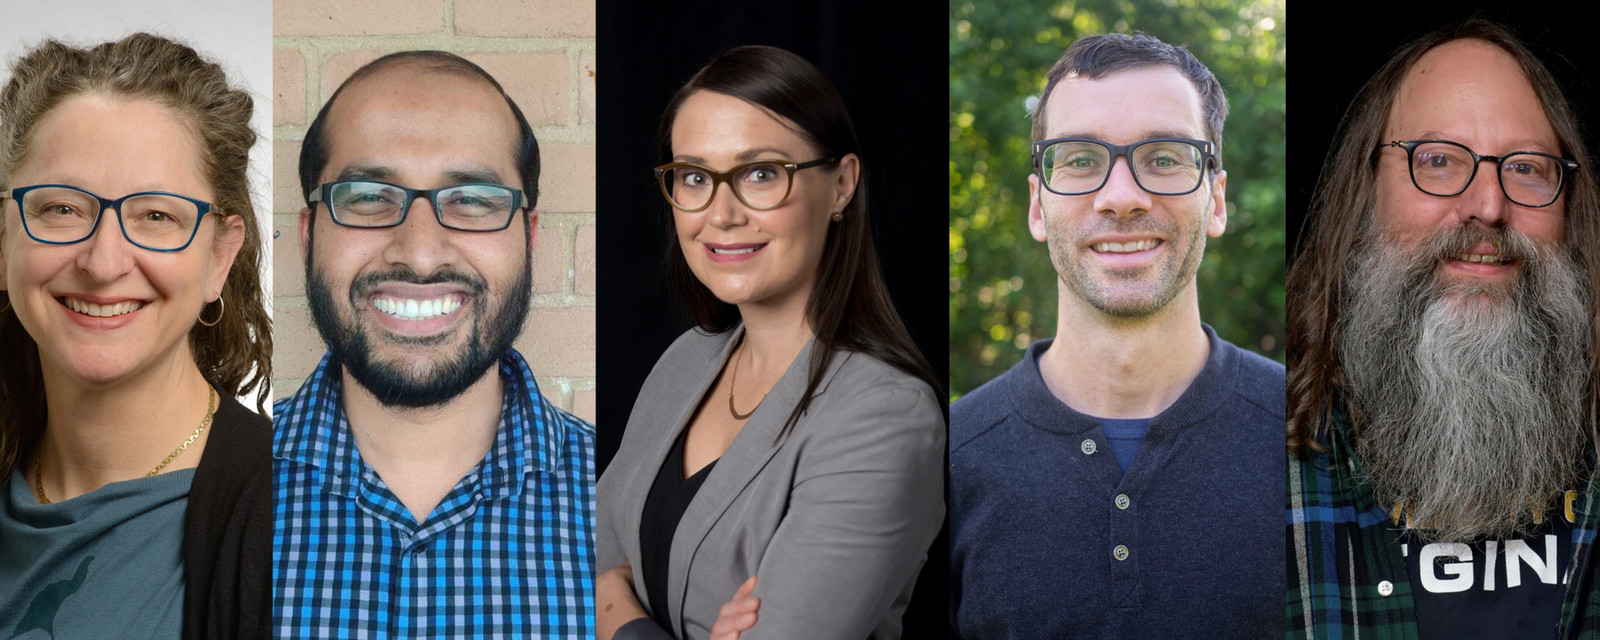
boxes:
[371,295,465,320]
[1092,239,1161,253]
[60,297,145,317]
[709,245,765,255]
[1453,252,1510,265]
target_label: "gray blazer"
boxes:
[598,327,945,640]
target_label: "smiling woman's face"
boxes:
[668,90,854,313]
[0,93,241,386]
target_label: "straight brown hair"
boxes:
[658,46,943,434]
[1286,19,1600,456]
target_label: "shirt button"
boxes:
[1115,494,1130,510]
[1112,545,1129,561]
[1081,439,1097,455]
[1377,580,1393,596]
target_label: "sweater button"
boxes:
[1112,544,1129,561]
[1377,580,1393,596]
[1080,439,1097,455]
[1115,494,1130,510]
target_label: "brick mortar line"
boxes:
[272,37,596,53]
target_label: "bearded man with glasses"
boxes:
[1287,19,1600,639]
[950,32,1285,639]
[272,51,593,638]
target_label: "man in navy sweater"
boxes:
[949,33,1285,639]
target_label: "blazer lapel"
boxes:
[621,328,741,612]
[667,337,854,629]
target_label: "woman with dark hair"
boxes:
[0,34,271,639]
[596,46,945,640]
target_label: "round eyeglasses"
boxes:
[309,180,524,231]
[1032,137,1216,196]
[653,158,838,212]
[1377,139,1579,208]
[3,184,213,252]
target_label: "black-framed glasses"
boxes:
[309,180,524,231]
[1377,139,1579,208]
[1,184,213,252]
[653,157,838,212]
[1032,137,1216,196]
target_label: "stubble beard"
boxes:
[1341,221,1590,542]
[306,243,533,409]
[1044,190,1210,318]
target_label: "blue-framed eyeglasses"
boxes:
[1,184,214,252]
[308,180,525,232]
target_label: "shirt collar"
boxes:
[272,349,569,499]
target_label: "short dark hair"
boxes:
[1032,32,1228,169]
[298,51,540,210]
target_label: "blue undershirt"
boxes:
[1096,417,1151,474]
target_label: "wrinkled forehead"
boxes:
[1386,38,1558,152]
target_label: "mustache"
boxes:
[347,266,488,300]
[1408,223,1536,265]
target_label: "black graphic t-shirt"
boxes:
[1404,493,1576,640]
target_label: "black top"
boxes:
[640,429,718,635]
[182,388,272,640]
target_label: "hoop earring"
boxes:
[198,296,225,327]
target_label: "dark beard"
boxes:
[1340,222,1589,542]
[306,243,532,409]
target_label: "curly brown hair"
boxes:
[0,33,271,480]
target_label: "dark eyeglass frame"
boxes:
[1,184,214,252]
[653,157,839,212]
[1031,137,1217,196]
[308,180,526,232]
[1376,139,1579,208]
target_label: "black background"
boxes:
[1291,4,1600,262]
[596,2,949,636]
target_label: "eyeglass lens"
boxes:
[1408,141,1563,206]
[1041,140,1206,195]
[328,181,517,230]
[18,186,200,250]
[661,163,790,210]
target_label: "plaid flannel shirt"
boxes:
[1287,406,1600,639]
[273,351,595,638]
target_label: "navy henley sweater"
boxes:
[949,325,1285,639]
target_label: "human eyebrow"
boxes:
[442,168,506,186]
[735,148,795,163]
[334,165,400,182]
[1050,130,1202,142]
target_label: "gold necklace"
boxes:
[727,341,767,421]
[34,386,218,505]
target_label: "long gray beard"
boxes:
[1341,223,1590,543]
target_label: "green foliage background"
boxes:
[948,0,1286,400]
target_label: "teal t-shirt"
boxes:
[1,466,193,640]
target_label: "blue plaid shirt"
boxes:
[273,351,594,638]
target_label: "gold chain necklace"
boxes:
[34,386,217,505]
[727,340,767,421]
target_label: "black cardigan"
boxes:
[181,390,272,640]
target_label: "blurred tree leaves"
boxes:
[949,0,1285,400]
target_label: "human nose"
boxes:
[1092,156,1153,220]
[1455,159,1509,226]
[381,194,458,274]
[74,206,137,283]
[704,180,749,229]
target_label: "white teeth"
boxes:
[373,296,462,320]
[711,246,759,255]
[1092,239,1159,253]
[1454,253,1507,265]
[63,298,144,317]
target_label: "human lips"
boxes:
[371,293,465,320]
[1090,239,1162,254]
[57,295,148,318]
[703,241,767,263]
